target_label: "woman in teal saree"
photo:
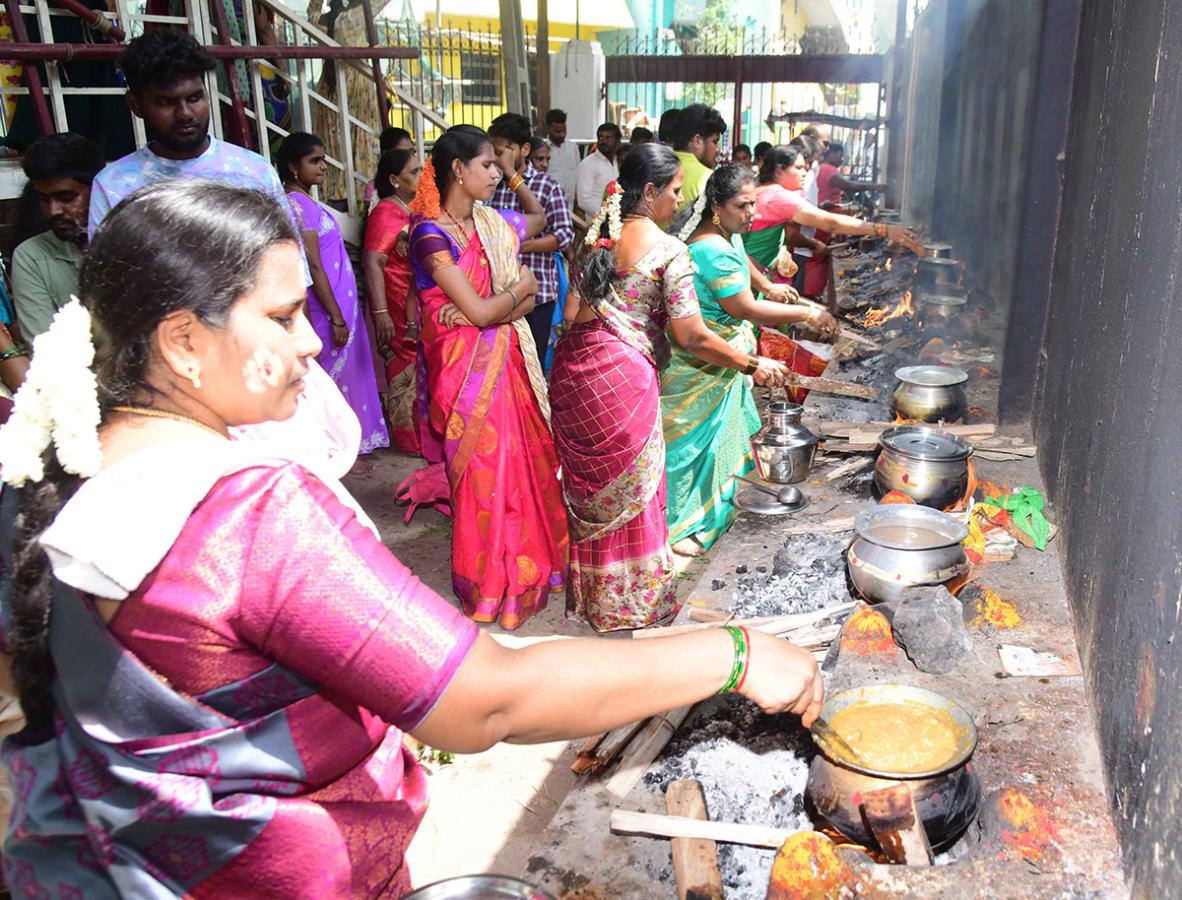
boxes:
[661,166,840,556]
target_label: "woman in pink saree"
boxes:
[0,181,824,897]
[550,145,789,631]
[408,126,568,630]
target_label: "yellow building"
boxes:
[399,0,634,129]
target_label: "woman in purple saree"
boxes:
[0,181,823,898]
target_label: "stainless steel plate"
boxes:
[735,486,810,516]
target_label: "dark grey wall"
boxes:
[896,0,1044,309]
[1034,0,1182,894]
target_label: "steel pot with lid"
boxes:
[916,256,960,292]
[922,241,954,258]
[806,684,981,852]
[892,365,968,423]
[846,503,969,603]
[920,292,967,323]
[750,401,819,484]
[875,425,973,509]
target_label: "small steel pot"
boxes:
[919,292,967,323]
[916,256,960,293]
[875,425,973,509]
[846,504,969,603]
[807,684,981,852]
[751,401,819,484]
[892,365,968,423]
[922,241,955,258]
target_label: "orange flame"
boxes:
[862,290,914,328]
[885,257,893,271]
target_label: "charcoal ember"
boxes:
[648,696,815,897]
[730,534,851,619]
[710,579,727,590]
[892,585,970,674]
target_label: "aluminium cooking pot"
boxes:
[846,503,969,604]
[892,365,968,423]
[806,684,981,852]
[875,425,973,509]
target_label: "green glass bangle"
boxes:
[0,346,28,362]
[719,625,750,694]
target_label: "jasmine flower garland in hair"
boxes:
[0,298,103,486]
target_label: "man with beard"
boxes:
[12,133,105,339]
[88,30,291,235]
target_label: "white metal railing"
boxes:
[1,0,450,225]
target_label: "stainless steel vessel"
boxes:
[922,241,955,258]
[846,504,969,603]
[916,256,960,292]
[875,425,973,508]
[405,876,555,900]
[806,684,981,852]
[892,365,968,423]
[919,292,967,323]
[750,401,819,484]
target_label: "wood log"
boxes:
[611,810,797,849]
[861,784,933,865]
[666,780,724,900]
[825,456,875,482]
[780,516,857,536]
[591,720,650,772]
[606,707,694,799]
[818,421,996,440]
[641,605,854,639]
[786,373,879,400]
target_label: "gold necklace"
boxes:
[111,405,228,440]
[442,208,472,248]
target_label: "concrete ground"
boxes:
[342,450,711,888]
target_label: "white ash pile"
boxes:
[726,533,852,619]
[645,697,814,897]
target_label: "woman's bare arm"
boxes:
[413,629,822,753]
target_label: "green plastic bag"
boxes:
[984,486,1051,551]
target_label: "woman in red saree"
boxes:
[408,126,568,630]
[550,145,789,632]
[363,148,425,454]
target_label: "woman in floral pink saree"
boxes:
[551,149,789,631]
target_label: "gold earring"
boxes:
[712,213,721,226]
[188,367,202,390]
[458,175,464,185]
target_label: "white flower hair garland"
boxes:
[676,192,709,242]
[583,184,624,249]
[0,298,103,487]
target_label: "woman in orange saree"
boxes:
[408,126,568,630]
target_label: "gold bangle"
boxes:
[371,307,388,314]
[743,355,759,376]
[508,173,525,192]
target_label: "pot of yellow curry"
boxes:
[806,684,981,852]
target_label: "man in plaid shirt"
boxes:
[488,113,574,358]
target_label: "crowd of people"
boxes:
[0,26,927,895]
